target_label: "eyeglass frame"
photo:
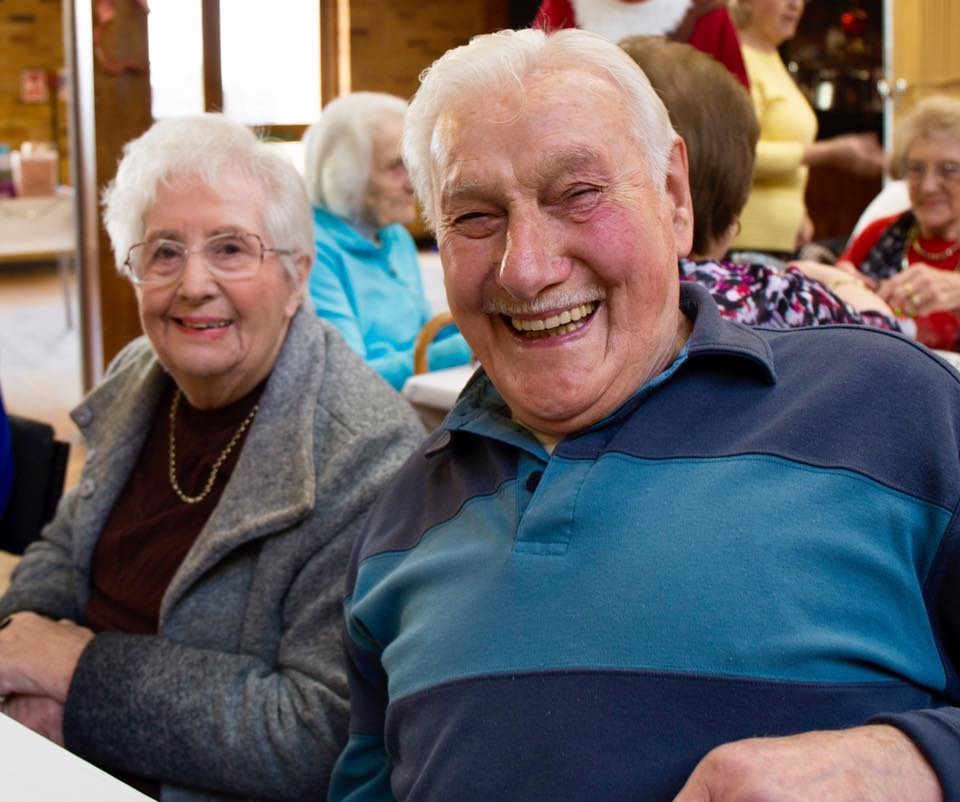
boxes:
[123,230,296,287]
[902,159,960,185]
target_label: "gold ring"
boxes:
[908,291,921,306]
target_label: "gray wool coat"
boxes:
[0,309,426,802]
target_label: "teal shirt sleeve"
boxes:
[308,241,368,358]
[425,329,472,372]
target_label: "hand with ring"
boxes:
[878,264,960,318]
[906,284,921,317]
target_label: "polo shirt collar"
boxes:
[439,279,778,448]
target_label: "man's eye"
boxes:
[567,186,601,201]
[449,211,499,239]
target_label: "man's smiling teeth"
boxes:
[178,318,230,330]
[510,302,596,338]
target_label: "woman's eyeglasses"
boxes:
[903,160,960,185]
[124,231,294,286]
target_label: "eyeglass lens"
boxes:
[904,161,960,183]
[128,232,264,283]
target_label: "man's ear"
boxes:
[665,137,694,259]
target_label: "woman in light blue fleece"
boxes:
[303,92,471,390]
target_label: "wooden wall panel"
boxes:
[0,0,69,184]
[891,1,960,116]
[349,0,507,100]
[76,0,152,380]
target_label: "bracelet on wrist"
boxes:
[830,279,864,291]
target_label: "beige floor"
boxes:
[1,261,83,590]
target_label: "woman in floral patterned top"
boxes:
[679,257,901,332]
[620,36,902,335]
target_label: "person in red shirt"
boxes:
[533,0,749,88]
[838,95,960,351]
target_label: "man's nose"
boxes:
[497,211,570,302]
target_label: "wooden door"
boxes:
[890,0,960,119]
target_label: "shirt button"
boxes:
[78,478,96,498]
[424,430,452,457]
[74,406,93,427]
[525,471,543,493]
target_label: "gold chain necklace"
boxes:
[909,224,960,262]
[168,388,259,505]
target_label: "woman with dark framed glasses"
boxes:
[0,114,424,801]
[838,95,960,351]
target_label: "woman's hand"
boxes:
[788,260,893,314]
[878,263,960,317]
[1,694,65,745]
[806,133,885,176]
[790,260,864,287]
[0,612,94,703]
[792,259,879,289]
[832,258,875,284]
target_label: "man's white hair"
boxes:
[403,27,677,231]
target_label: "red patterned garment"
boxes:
[842,212,960,351]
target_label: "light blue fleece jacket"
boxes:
[308,206,471,390]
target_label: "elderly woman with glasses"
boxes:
[0,114,424,801]
[837,95,960,351]
[303,92,472,390]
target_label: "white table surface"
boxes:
[402,363,475,411]
[0,192,75,260]
[0,713,152,801]
[934,349,960,372]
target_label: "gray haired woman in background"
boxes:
[303,92,471,390]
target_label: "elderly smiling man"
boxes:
[328,28,960,802]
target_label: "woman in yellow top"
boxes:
[730,0,883,258]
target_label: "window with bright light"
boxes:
[148,0,322,127]
[221,2,321,125]
[148,0,204,118]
